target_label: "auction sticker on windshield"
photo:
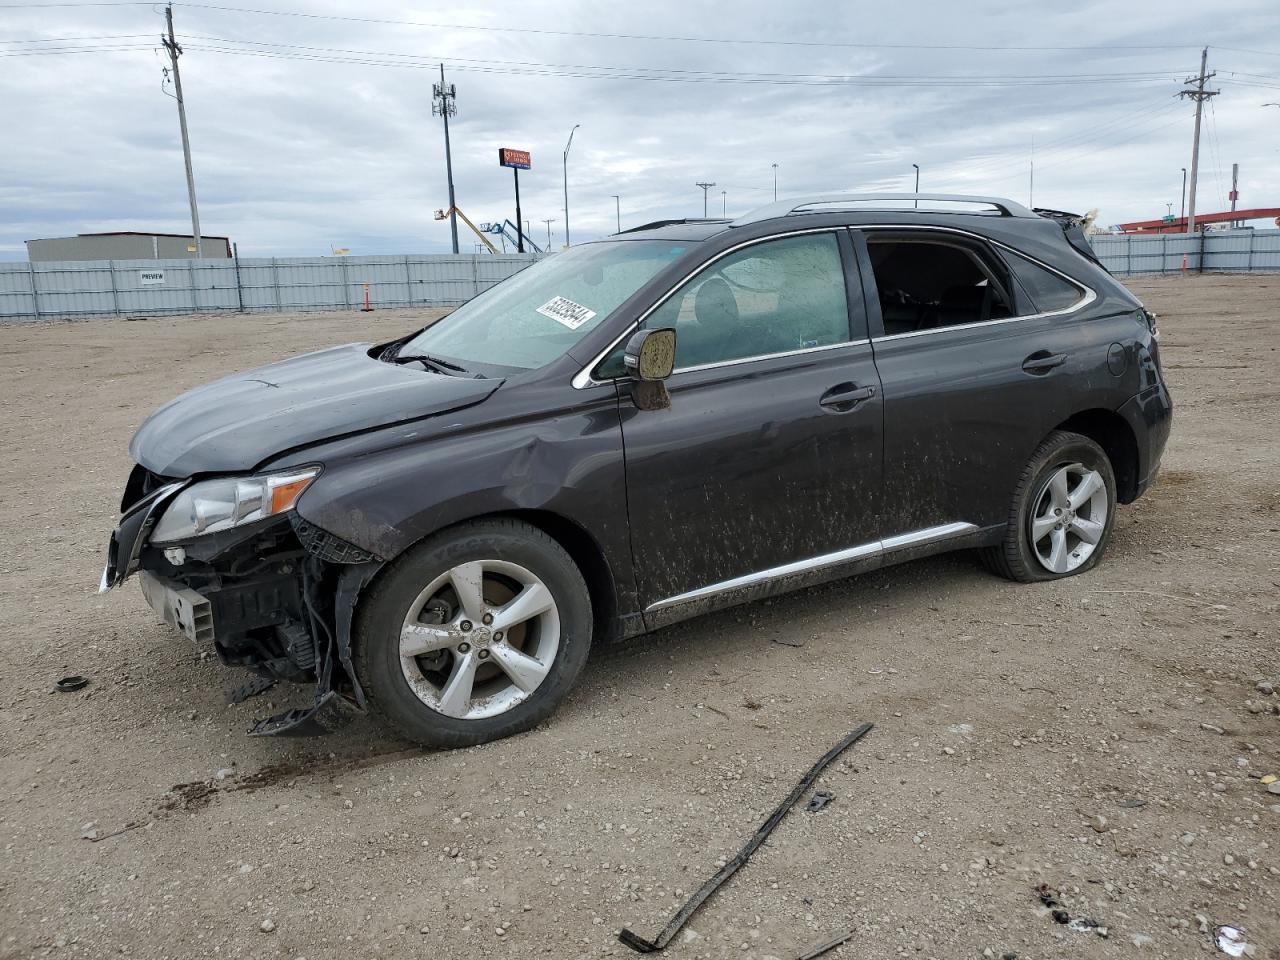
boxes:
[536,296,597,330]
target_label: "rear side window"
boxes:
[1002,251,1085,313]
[864,236,1016,337]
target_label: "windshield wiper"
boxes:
[388,352,470,375]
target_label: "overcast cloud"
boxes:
[1,0,1277,258]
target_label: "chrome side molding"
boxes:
[644,521,977,614]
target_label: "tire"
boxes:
[982,430,1117,583]
[353,518,592,748]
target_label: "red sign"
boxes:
[499,148,531,170]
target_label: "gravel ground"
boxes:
[1,275,1277,960]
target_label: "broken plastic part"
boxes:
[1214,925,1252,957]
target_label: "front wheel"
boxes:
[353,519,592,748]
[983,430,1117,583]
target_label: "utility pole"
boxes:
[432,65,459,254]
[695,181,716,217]
[542,218,556,249]
[563,124,580,247]
[1230,162,1239,226]
[771,162,778,201]
[1179,46,1218,235]
[611,195,620,233]
[162,4,202,258]
[1180,167,1187,224]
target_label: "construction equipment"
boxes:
[434,207,499,254]
[479,219,543,254]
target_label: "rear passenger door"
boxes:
[851,227,1094,535]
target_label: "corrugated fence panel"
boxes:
[0,263,37,320]
[1089,229,1280,275]
[0,253,541,321]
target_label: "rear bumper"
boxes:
[1118,381,1172,500]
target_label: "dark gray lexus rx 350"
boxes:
[101,194,1172,747]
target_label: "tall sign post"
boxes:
[499,148,532,253]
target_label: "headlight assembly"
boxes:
[149,468,319,544]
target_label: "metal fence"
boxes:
[1089,228,1280,275]
[0,252,541,322]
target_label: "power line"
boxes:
[166,44,1187,86]
[154,4,1221,52]
[0,1,1217,52]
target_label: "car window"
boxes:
[595,233,850,377]
[1002,250,1086,313]
[865,237,1016,337]
[400,240,688,374]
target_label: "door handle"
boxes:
[1022,351,1068,374]
[819,382,876,412]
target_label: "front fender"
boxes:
[290,385,638,620]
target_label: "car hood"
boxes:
[130,343,500,477]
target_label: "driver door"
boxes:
[615,230,886,620]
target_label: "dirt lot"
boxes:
[1,275,1278,960]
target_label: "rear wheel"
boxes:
[983,430,1117,583]
[354,519,592,748]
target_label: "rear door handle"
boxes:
[819,382,876,412]
[1022,351,1068,374]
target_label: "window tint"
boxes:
[1003,251,1085,313]
[866,238,1016,337]
[649,233,850,370]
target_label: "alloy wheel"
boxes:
[1028,461,1109,574]
[398,560,561,720]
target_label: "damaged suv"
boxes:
[102,194,1171,747]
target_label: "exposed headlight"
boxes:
[149,468,319,544]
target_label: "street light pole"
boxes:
[611,194,620,233]
[542,218,555,250]
[911,163,919,209]
[562,124,580,247]
[771,162,778,201]
[721,190,726,217]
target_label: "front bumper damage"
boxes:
[102,465,385,736]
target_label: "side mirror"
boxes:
[624,328,676,382]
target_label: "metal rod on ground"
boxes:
[617,722,875,954]
[795,931,854,960]
[162,4,202,259]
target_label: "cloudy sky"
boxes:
[1,0,1278,259]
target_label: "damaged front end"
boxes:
[101,464,384,736]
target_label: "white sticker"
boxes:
[536,295,596,330]
[140,270,165,285]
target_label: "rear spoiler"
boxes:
[1032,207,1105,269]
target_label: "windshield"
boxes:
[399,240,690,373]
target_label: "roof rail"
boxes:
[617,217,729,235]
[730,193,1037,228]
